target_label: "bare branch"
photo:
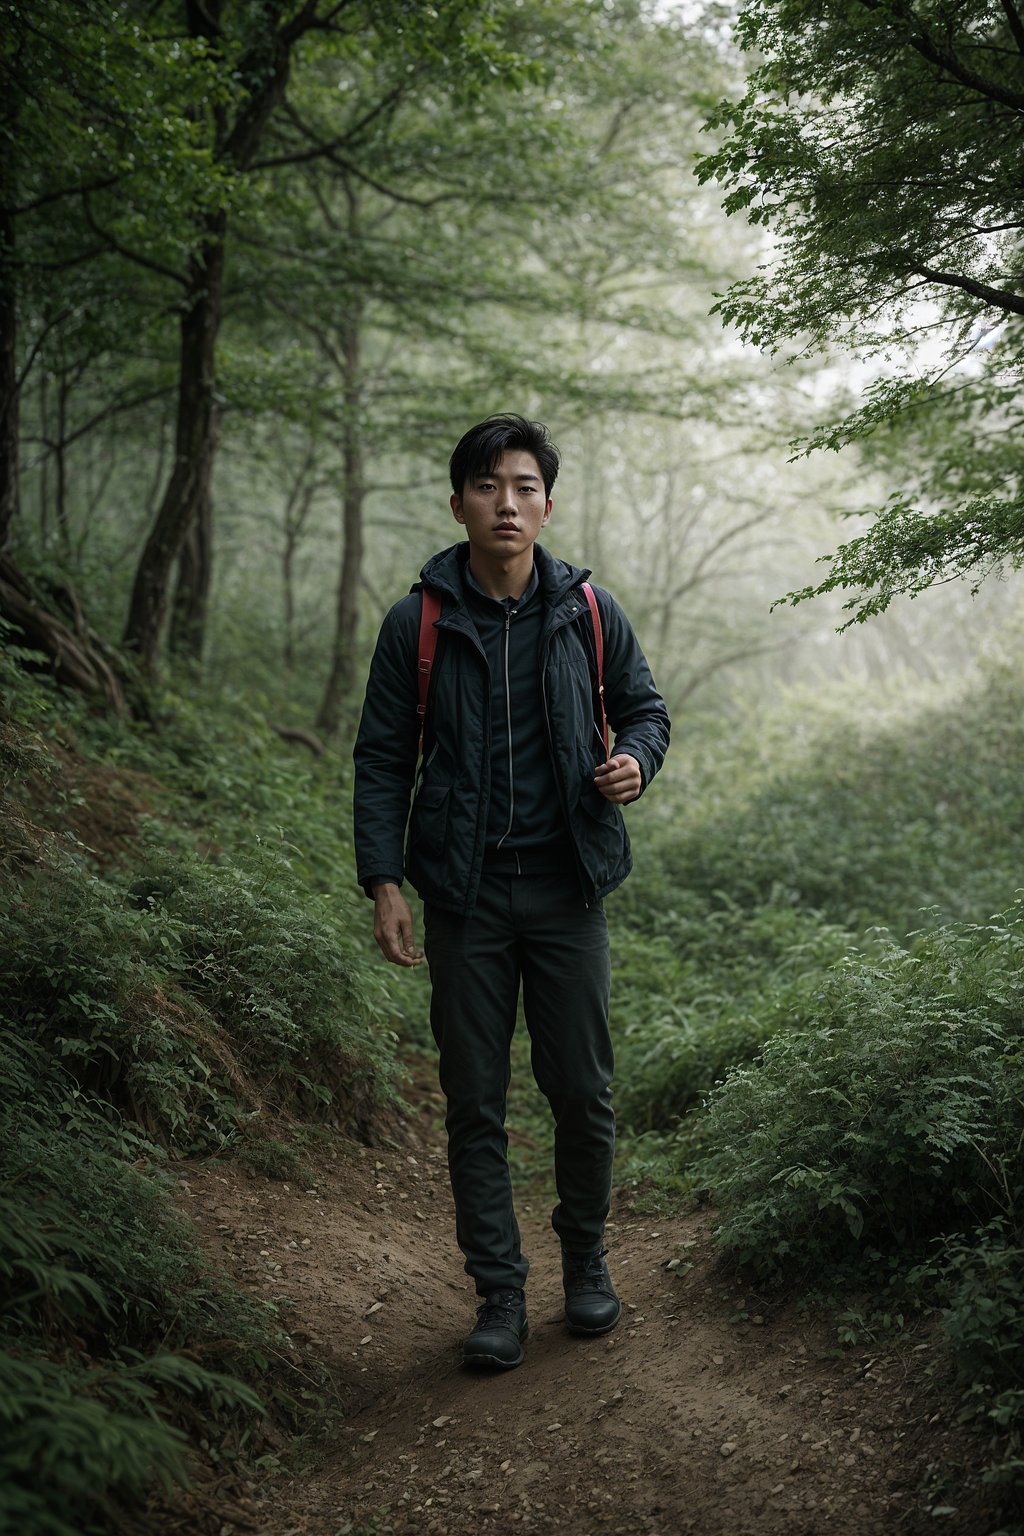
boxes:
[673,635,792,706]
[13,308,74,394]
[14,244,108,273]
[251,83,410,169]
[52,385,175,453]
[280,0,358,43]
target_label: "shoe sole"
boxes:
[463,1347,525,1369]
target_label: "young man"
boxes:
[353,414,670,1369]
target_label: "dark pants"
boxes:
[424,869,614,1295]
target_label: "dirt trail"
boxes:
[177,1078,993,1536]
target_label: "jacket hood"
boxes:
[415,542,590,607]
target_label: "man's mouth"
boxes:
[495,524,519,533]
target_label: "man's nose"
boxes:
[497,483,517,512]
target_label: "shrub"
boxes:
[0,1033,270,1535]
[0,832,397,1152]
[694,905,1024,1279]
[612,901,855,1132]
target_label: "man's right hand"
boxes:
[372,881,423,967]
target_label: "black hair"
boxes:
[449,413,560,499]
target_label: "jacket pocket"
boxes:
[573,777,628,886]
[409,782,451,861]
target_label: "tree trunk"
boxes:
[316,312,364,738]
[38,370,49,545]
[168,403,219,662]
[120,2,298,676]
[122,217,225,670]
[282,528,297,671]
[0,112,19,553]
[55,368,70,557]
[281,451,317,671]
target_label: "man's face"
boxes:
[450,449,551,561]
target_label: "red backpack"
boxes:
[416,583,607,759]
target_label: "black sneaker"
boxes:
[463,1288,528,1369]
[562,1248,621,1336]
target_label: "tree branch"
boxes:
[907,261,1024,317]
[1000,0,1024,55]
[47,385,175,454]
[81,192,186,286]
[15,245,108,273]
[14,174,119,216]
[281,0,358,42]
[13,308,74,394]
[319,153,461,209]
[674,636,791,707]
[858,0,1024,110]
[251,84,410,170]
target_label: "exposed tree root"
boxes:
[0,551,125,712]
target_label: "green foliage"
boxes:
[612,900,853,1134]
[609,657,1024,1142]
[637,662,1024,936]
[698,0,1024,350]
[687,905,1024,1506]
[693,906,1024,1276]
[0,832,396,1150]
[0,657,401,1528]
[944,1225,1024,1431]
[778,491,1024,629]
[2,646,401,1132]
[0,1033,274,1536]
[697,0,1024,624]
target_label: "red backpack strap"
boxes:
[581,581,608,760]
[417,587,442,754]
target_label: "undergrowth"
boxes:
[0,649,402,1532]
[693,904,1024,1522]
[0,1033,277,1536]
[606,657,1024,1525]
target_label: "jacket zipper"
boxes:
[496,605,519,868]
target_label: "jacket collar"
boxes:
[415,542,590,612]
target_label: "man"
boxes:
[353,414,670,1370]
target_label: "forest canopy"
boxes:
[697,0,1024,626]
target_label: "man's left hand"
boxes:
[594,753,642,804]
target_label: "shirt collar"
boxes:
[463,561,540,609]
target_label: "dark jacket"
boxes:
[352,541,670,916]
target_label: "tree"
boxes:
[119,0,546,675]
[696,0,1024,626]
[222,0,725,735]
[0,0,215,705]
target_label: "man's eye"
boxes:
[519,486,535,494]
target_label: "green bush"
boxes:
[0,1034,271,1536]
[0,831,396,1151]
[612,901,855,1132]
[633,664,1024,941]
[694,905,1024,1278]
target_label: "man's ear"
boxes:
[542,499,552,526]
[450,493,465,524]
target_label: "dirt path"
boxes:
[177,1081,994,1536]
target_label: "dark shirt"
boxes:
[462,562,571,867]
